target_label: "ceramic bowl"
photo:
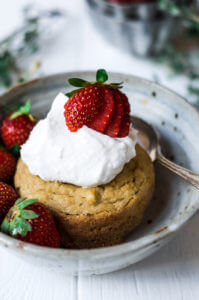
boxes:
[0,71,199,276]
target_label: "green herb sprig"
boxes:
[156,1,199,103]
[158,0,199,37]
[0,6,63,88]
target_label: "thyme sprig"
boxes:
[0,6,63,88]
[156,1,199,103]
[158,0,199,37]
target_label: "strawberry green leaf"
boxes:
[66,88,82,98]
[110,82,123,87]
[96,69,108,83]
[19,99,31,114]
[68,78,89,88]
[20,209,38,220]
[15,197,27,205]
[18,198,38,210]
[10,111,24,119]
[10,99,31,120]
[1,219,10,235]
[10,217,32,236]
[10,144,20,156]
[109,82,123,89]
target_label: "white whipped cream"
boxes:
[21,93,137,187]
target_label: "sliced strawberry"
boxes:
[87,87,115,133]
[119,91,131,137]
[64,69,131,138]
[64,85,103,132]
[105,89,124,137]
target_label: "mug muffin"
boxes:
[15,144,155,248]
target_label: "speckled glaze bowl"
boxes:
[0,71,199,276]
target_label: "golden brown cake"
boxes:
[14,144,155,249]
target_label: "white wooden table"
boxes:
[1,1,199,299]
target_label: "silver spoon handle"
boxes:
[157,153,199,190]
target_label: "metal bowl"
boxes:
[0,71,199,275]
[86,0,184,56]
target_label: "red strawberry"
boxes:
[64,85,104,132]
[0,182,18,221]
[1,100,36,149]
[87,87,115,133]
[105,89,124,137]
[119,91,131,137]
[0,148,16,183]
[64,69,131,138]
[1,198,60,248]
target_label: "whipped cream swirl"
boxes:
[21,93,137,187]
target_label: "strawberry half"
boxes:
[64,85,103,132]
[1,100,36,149]
[87,87,114,133]
[0,182,18,221]
[1,198,60,248]
[64,69,131,138]
[0,147,16,183]
[119,91,131,137]
[105,89,124,137]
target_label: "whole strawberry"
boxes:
[0,147,16,182]
[1,100,36,149]
[1,198,60,248]
[64,69,130,138]
[0,182,18,221]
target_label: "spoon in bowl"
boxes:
[132,116,199,190]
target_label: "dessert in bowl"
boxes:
[13,70,155,248]
[0,71,199,275]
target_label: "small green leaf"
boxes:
[10,145,20,156]
[1,219,10,234]
[19,99,31,114]
[15,197,27,205]
[20,209,38,220]
[68,78,89,88]
[110,82,123,89]
[96,69,108,83]
[110,82,123,86]
[66,88,82,98]
[10,99,31,120]
[18,198,38,210]
[20,220,32,236]
[10,111,24,119]
[10,217,32,236]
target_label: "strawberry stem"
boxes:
[66,69,123,98]
[96,69,108,83]
[1,198,39,237]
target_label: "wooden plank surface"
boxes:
[1,214,199,300]
[1,0,199,299]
